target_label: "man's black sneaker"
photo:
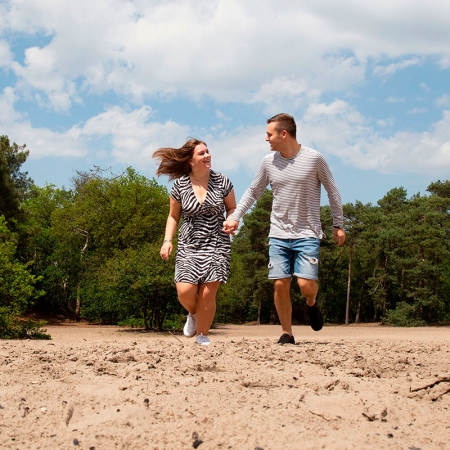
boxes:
[307,304,323,331]
[277,333,295,344]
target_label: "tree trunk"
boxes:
[143,299,149,330]
[75,229,89,322]
[345,243,352,325]
[75,285,81,321]
[400,266,405,302]
[257,301,261,325]
[355,275,366,324]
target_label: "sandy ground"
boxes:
[1,323,450,450]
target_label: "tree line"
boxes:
[1,135,449,337]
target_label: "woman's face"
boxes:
[190,143,211,170]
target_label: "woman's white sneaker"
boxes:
[195,333,210,346]
[183,313,196,337]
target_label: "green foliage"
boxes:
[0,216,44,315]
[0,135,33,227]
[382,302,427,327]
[6,128,450,329]
[0,215,49,340]
[162,314,186,332]
[82,243,179,330]
[220,189,276,324]
[0,308,51,339]
[22,168,171,321]
[117,317,145,328]
[20,184,74,314]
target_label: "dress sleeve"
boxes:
[170,179,181,203]
[222,174,233,198]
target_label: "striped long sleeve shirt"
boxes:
[230,146,344,239]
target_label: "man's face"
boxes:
[265,122,284,151]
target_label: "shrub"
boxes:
[382,302,427,327]
[0,308,51,339]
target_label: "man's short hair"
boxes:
[267,113,296,139]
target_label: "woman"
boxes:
[153,138,236,345]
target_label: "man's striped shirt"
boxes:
[230,146,344,239]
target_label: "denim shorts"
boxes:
[268,237,320,280]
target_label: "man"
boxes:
[223,113,345,344]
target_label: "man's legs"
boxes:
[268,238,295,342]
[297,278,318,306]
[297,277,323,331]
[274,277,293,336]
[293,239,323,331]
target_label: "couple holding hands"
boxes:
[153,113,345,346]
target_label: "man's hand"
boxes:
[334,228,346,246]
[223,219,239,235]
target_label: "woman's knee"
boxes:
[199,282,220,298]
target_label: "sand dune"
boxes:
[1,324,449,449]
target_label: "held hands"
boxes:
[223,219,239,235]
[334,228,346,247]
[160,241,173,260]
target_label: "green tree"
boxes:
[223,189,277,324]
[50,168,171,322]
[20,184,74,314]
[0,216,48,339]
[83,243,177,330]
[0,136,33,227]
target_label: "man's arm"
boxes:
[317,153,344,228]
[223,158,269,234]
[317,153,346,246]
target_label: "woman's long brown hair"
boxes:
[152,138,206,181]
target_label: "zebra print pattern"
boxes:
[230,146,344,239]
[171,170,233,285]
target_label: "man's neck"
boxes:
[279,142,301,159]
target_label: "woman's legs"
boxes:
[176,282,198,315]
[196,281,220,336]
[176,281,220,336]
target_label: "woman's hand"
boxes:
[160,241,173,260]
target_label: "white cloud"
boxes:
[0,40,14,67]
[0,100,190,167]
[373,58,420,78]
[420,82,430,92]
[212,102,450,178]
[0,87,22,124]
[435,94,450,108]
[80,106,189,167]
[215,110,231,121]
[377,118,395,128]
[2,93,450,180]
[249,76,319,114]
[407,107,427,114]
[386,96,405,103]
[2,0,450,185]
[292,100,450,176]
[2,0,450,110]
[438,55,450,69]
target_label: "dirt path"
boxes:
[1,324,450,449]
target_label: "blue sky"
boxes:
[1,0,450,207]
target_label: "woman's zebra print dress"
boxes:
[171,170,233,285]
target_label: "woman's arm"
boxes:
[160,197,181,260]
[224,188,237,219]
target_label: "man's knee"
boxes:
[297,278,318,296]
[274,278,290,292]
